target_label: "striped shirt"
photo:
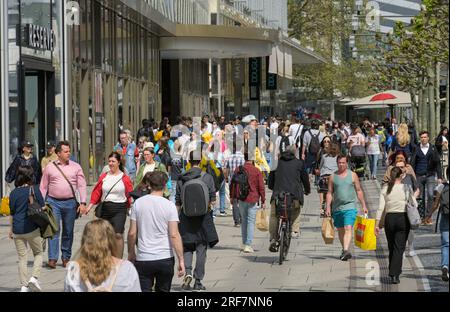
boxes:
[224,152,245,180]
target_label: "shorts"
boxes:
[101,202,127,233]
[332,209,357,229]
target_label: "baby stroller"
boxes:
[349,145,368,180]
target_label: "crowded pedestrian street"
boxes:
[0,0,449,297]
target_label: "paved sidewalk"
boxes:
[0,180,446,292]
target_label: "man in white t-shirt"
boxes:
[127,171,185,292]
[289,118,303,158]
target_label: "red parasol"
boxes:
[370,93,397,102]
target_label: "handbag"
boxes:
[405,185,421,230]
[95,176,123,218]
[27,187,50,229]
[0,197,10,216]
[354,214,377,251]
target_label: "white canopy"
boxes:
[343,90,411,107]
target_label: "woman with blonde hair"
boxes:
[64,219,141,292]
[389,123,415,160]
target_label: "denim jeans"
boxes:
[238,201,258,246]
[169,180,177,204]
[214,181,226,214]
[231,198,241,225]
[47,197,77,261]
[417,175,437,217]
[440,214,449,268]
[368,154,379,177]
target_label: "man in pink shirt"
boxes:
[40,141,87,269]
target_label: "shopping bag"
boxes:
[354,215,377,251]
[0,197,10,216]
[321,217,335,244]
[256,209,269,232]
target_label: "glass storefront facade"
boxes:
[68,0,162,183]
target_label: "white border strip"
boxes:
[1,0,10,195]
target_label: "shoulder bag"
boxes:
[52,162,80,213]
[28,186,50,229]
[405,184,420,230]
[95,176,123,218]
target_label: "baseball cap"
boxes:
[143,142,155,150]
[46,141,56,148]
[21,141,34,148]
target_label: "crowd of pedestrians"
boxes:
[4,112,449,291]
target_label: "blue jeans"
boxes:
[417,175,436,217]
[368,154,379,177]
[238,201,258,246]
[440,215,449,268]
[169,180,177,204]
[218,181,226,213]
[47,197,77,261]
[231,198,241,225]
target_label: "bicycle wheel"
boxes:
[283,223,291,259]
[279,226,286,265]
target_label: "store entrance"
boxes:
[20,59,55,161]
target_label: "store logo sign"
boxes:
[24,24,56,51]
[66,1,80,26]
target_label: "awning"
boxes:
[160,24,279,59]
[283,38,327,65]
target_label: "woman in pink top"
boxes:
[86,152,133,258]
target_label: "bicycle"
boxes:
[275,192,293,265]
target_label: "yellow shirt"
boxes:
[41,154,58,171]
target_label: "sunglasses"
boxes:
[323,140,331,143]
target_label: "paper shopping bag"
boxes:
[256,209,269,232]
[0,197,10,216]
[354,215,377,251]
[321,217,335,244]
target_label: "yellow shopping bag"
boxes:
[354,215,376,251]
[1,197,10,216]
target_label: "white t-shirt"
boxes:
[102,173,126,203]
[142,163,156,177]
[275,135,295,159]
[130,195,179,261]
[366,135,381,155]
[289,124,303,142]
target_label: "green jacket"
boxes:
[134,161,170,197]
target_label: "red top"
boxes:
[235,162,265,205]
[90,173,134,208]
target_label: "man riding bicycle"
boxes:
[268,145,310,252]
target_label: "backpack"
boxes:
[440,184,449,215]
[376,129,386,144]
[308,130,321,155]
[205,162,224,191]
[279,135,291,155]
[181,172,210,217]
[230,166,250,201]
[158,149,172,168]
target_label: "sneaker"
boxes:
[442,267,449,282]
[234,223,241,227]
[20,286,31,292]
[219,212,227,217]
[340,251,352,261]
[192,280,206,292]
[291,231,299,239]
[240,244,246,251]
[243,245,254,253]
[27,277,42,292]
[269,240,278,253]
[181,274,193,291]
[407,249,417,257]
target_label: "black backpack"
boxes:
[181,172,210,217]
[230,166,250,201]
[279,135,291,155]
[308,130,321,155]
[158,149,172,168]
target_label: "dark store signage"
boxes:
[232,58,244,84]
[23,24,56,51]
[249,57,261,100]
[266,57,277,90]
